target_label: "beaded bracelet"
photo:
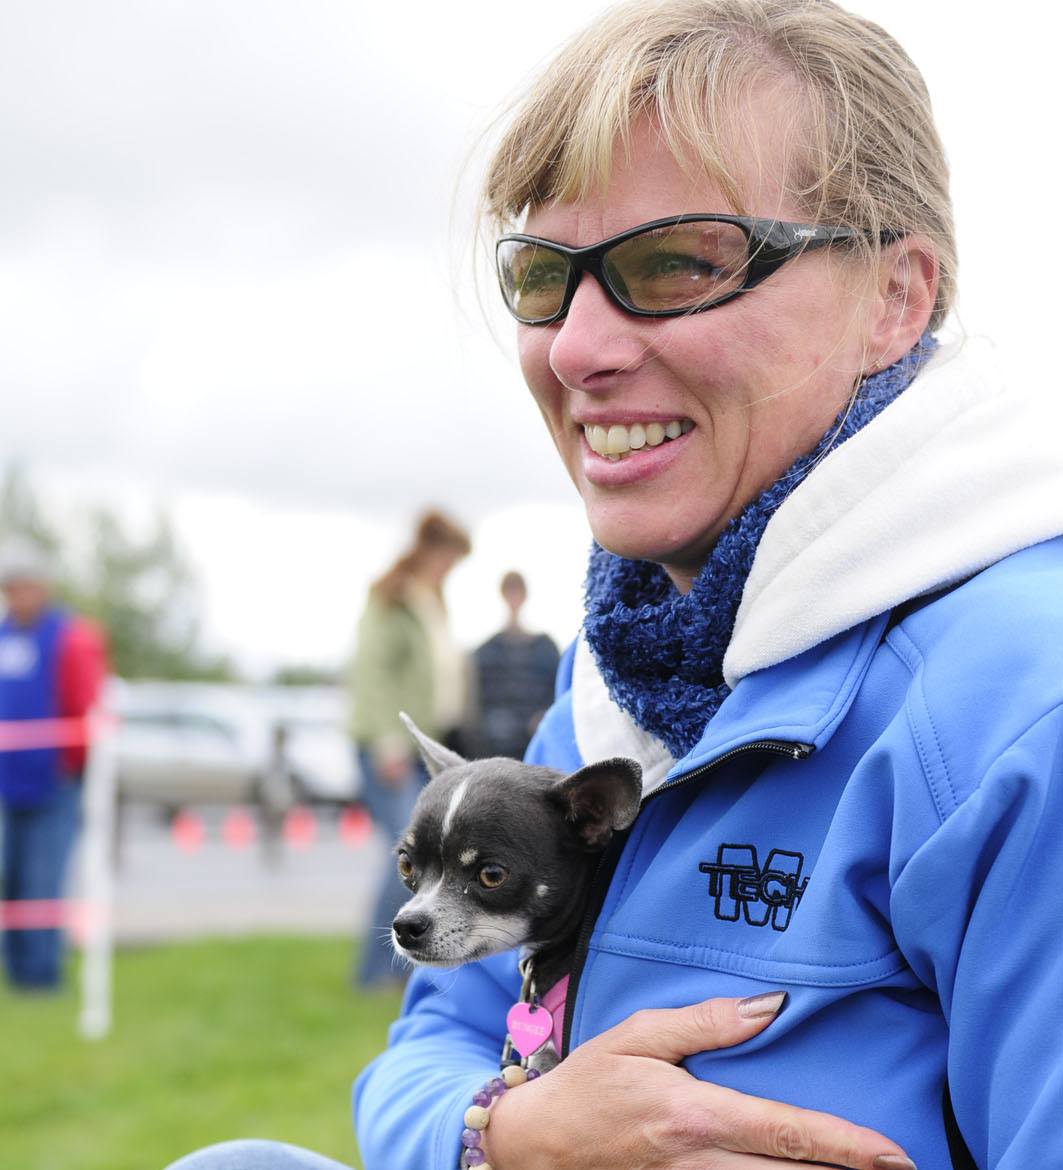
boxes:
[459,1064,542,1169]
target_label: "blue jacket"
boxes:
[354,344,1063,1169]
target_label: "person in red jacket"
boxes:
[0,538,108,990]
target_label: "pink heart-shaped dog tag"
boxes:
[505,1001,555,1058]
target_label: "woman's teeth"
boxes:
[584,419,694,460]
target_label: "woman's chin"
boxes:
[575,450,734,573]
[585,514,717,581]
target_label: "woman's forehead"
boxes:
[523,108,801,244]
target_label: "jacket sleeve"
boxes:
[353,953,521,1170]
[57,617,108,716]
[890,703,1063,1168]
[57,616,109,774]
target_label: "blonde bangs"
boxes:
[484,7,780,227]
[483,0,955,327]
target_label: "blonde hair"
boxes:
[483,0,954,329]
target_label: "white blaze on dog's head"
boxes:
[442,778,469,842]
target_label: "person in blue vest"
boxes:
[0,538,108,991]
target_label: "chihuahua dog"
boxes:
[391,713,642,1065]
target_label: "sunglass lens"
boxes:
[497,241,570,322]
[605,222,750,311]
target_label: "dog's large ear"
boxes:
[399,711,466,778]
[549,757,642,849]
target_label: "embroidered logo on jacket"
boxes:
[698,844,809,931]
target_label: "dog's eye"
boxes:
[477,864,509,890]
[396,851,416,883]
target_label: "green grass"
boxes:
[0,937,403,1170]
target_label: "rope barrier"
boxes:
[0,898,105,935]
[0,713,116,751]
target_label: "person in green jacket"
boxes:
[349,509,471,989]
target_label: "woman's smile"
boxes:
[582,417,694,459]
[578,414,695,484]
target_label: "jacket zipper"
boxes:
[559,738,815,1056]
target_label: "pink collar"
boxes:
[540,974,570,1052]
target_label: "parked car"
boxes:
[110,680,360,813]
[116,705,263,809]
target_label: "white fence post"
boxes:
[78,708,117,1041]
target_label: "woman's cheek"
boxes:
[518,334,566,423]
[516,324,547,378]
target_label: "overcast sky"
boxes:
[0,0,1057,674]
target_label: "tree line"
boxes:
[0,465,236,681]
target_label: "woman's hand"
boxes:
[482,993,916,1170]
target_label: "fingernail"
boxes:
[873,1156,917,1170]
[736,990,787,1019]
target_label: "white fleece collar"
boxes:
[573,336,1063,763]
[724,337,1063,685]
[572,636,676,795]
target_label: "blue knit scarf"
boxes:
[583,333,937,760]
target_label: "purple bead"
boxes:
[472,1090,491,1107]
[525,1067,541,1080]
[464,1149,486,1166]
[487,1077,506,1097]
[461,1129,482,1149]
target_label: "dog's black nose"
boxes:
[393,912,431,948]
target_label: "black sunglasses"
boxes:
[496,214,891,325]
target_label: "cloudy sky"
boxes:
[0,0,1057,674]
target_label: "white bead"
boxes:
[501,1066,527,1087]
[464,1105,490,1130]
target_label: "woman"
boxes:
[167,1,1063,1168]
[349,508,471,989]
[356,0,1063,1166]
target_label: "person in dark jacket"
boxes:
[470,572,559,760]
[0,539,108,990]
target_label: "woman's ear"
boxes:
[864,237,939,372]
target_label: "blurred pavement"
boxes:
[73,805,386,944]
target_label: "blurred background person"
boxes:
[347,509,471,989]
[0,537,108,991]
[469,570,559,760]
[257,721,299,866]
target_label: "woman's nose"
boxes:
[548,274,650,393]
